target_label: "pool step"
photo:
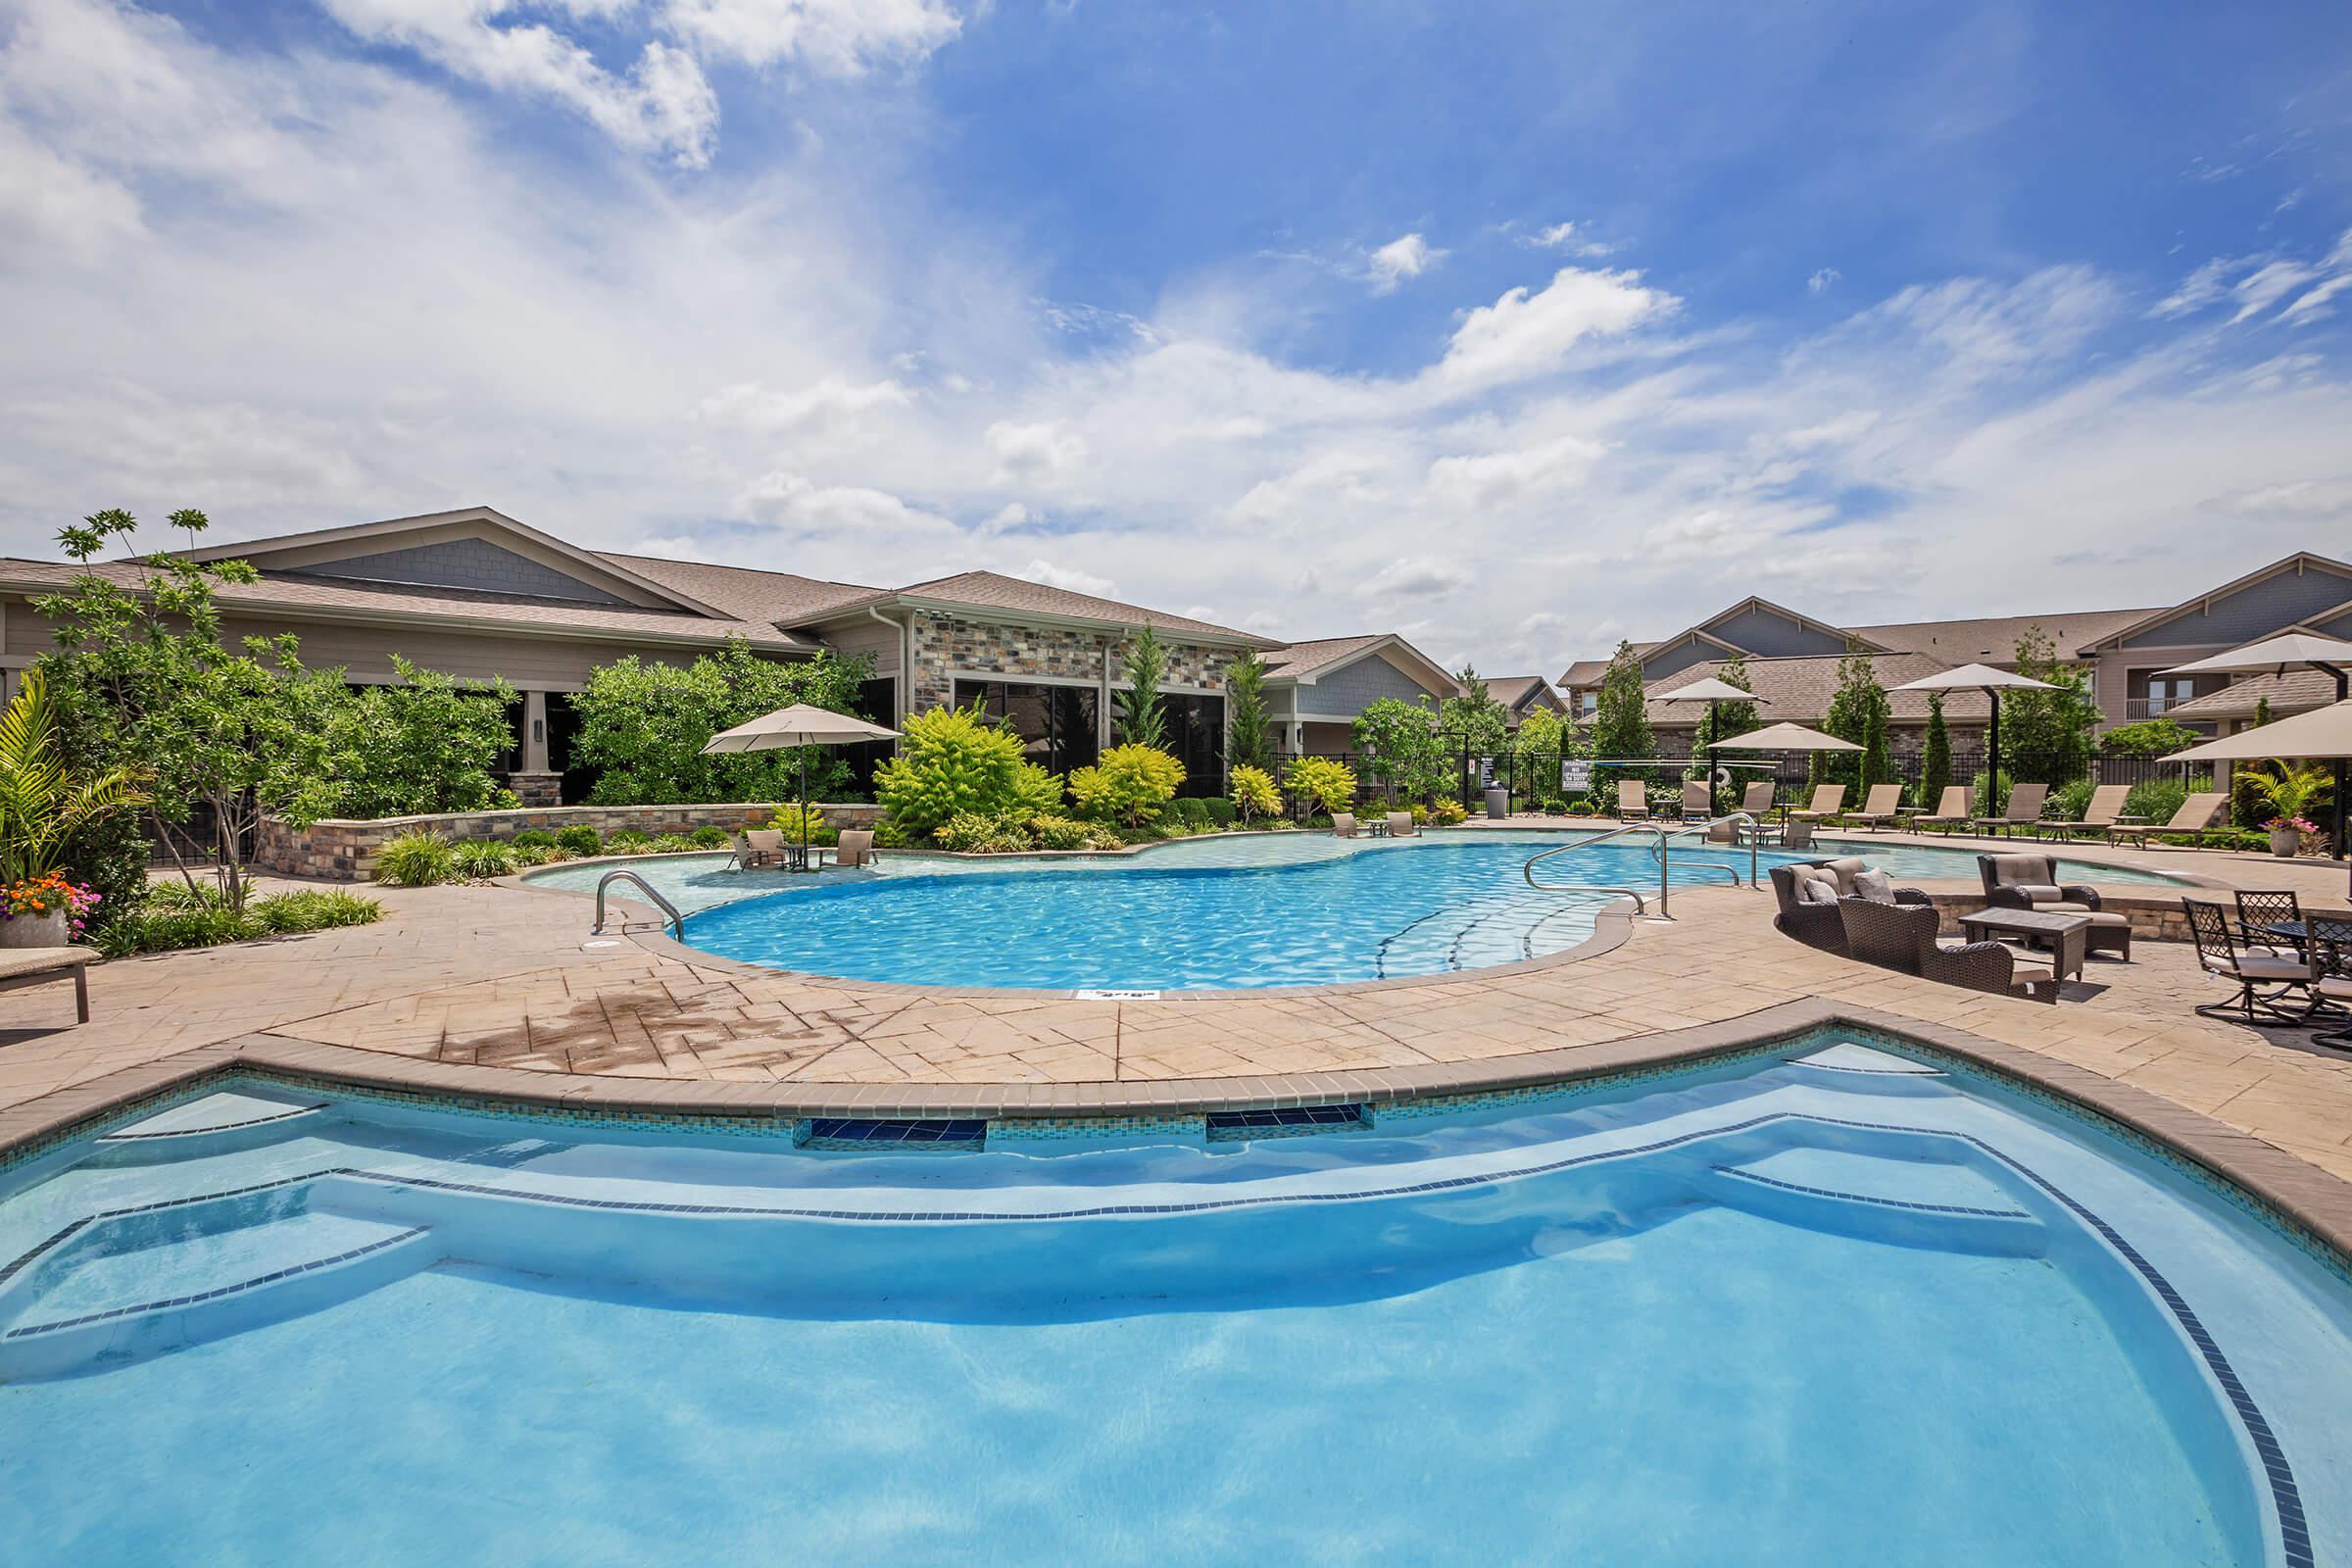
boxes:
[85,1088,331,1167]
[1704,1142,2046,1257]
[0,1181,435,1382]
[1373,892,1602,977]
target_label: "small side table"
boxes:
[1959,907,2090,984]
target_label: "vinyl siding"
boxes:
[2119,564,2352,649]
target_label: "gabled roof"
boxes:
[2080,552,2352,653]
[1693,595,1892,655]
[1638,653,1995,726]
[2163,669,2345,720]
[1851,607,2156,662]
[1558,658,1617,688]
[1486,675,1559,710]
[595,551,884,625]
[1262,633,1458,697]
[0,558,816,652]
[178,506,734,618]
[806,570,1276,647]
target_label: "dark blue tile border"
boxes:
[5,1226,427,1341]
[1709,1162,2031,1219]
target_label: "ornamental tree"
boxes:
[1116,625,1169,749]
[1068,744,1185,826]
[1224,649,1273,770]
[873,703,1034,838]
[1352,696,1441,803]
[571,641,874,806]
[1439,663,1510,760]
[1999,625,2100,782]
[1920,693,1952,805]
[1589,641,1653,762]
[1228,763,1281,824]
[1283,755,1358,816]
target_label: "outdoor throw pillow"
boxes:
[1851,867,1895,904]
[1794,872,1840,906]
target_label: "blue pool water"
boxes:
[0,1033,2344,1566]
[530,830,2187,991]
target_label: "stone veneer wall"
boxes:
[256,802,886,881]
[905,611,1234,714]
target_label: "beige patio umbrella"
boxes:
[2165,700,2352,893]
[701,704,901,866]
[1715,721,1861,753]
[2160,633,2352,862]
[1654,676,1771,786]
[1889,662,2057,816]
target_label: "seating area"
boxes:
[1622,778,2251,855]
[1768,857,2062,1003]
[2183,893,2352,1041]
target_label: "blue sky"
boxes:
[2,0,2349,674]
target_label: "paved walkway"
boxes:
[3,829,2349,1185]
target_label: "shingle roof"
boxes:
[1641,654,1994,726]
[593,551,883,625]
[1848,608,2158,663]
[2164,669,2345,720]
[1263,635,1390,679]
[1558,659,1616,688]
[804,569,1269,644]
[0,559,817,651]
[1486,675,1557,709]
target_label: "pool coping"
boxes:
[5,998,2348,1265]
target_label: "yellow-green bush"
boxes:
[1229,764,1280,823]
[874,705,1045,838]
[1069,745,1185,826]
[1282,756,1356,816]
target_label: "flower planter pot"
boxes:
[0,909,69,948]
[2269,827,2302,859]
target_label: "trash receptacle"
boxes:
[1484,787,1510,820]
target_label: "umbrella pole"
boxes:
[1706,699,1718,809]
[1987,690,2001,817]
[799,751,809,871]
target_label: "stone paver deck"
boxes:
[2,826,2349,1196]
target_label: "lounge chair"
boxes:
[1387,811,1418,838]
[1977,854,2132,959]
[1842,783,1905,831]
[2183,899,2316,1022]
[1908,786,1972,835]
[2038,784,2130,843]
[746,829,790,864]
[1788,784,1846,828]
[1972,782,2048,838]
[834,829,877,868]
[1838,897,2058,1004]
[1767,858,1931,956]
[1332,812,1359,838]
[1680,781,1712,823]
[1616,780,1651,823]
[0,947,95,1024]
[1740,780,1777,817]
[2107,792,2228,848]
[727,831,777,870]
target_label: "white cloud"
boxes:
[663,0,961,72]
[1366,231,1443,293]
[1365,556,1472,597]
[1433,268,1676,388]
[1518,220,1614,258]
[734,470,954,537]
[985,418,1088,482]
[2230,261,2317,322]
[318,0,720,167]
[1426,434,1605,508]
[1807,267,1840,295]
[697,376,913,435]
[2151,256,2244,318]
[0,123,143,263]
[1016,558,1116,597]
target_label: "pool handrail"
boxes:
[1522,812,1762,918]
[591,869,685,938]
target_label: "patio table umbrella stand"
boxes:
[700,704,902,871]
[1890,663,2058,819]
[2165,699,2352,897]
[2159,633,2352,872]
[1714,721,1864,836]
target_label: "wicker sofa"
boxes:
[1767,858,1932,956]
[1837,897,2060,1004]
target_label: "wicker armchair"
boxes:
[1838,897,2059,1004]
[1769,860,1931,956]
[1977,853,2132,959]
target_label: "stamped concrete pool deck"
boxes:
[3,824,2351,1234]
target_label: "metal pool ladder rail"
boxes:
[591,869,685,938]
[1522,812,1762,919]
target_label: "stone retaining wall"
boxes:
[1914,889,2349,942]
[256,802,886,881]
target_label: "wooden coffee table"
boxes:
[1959,906,2090,983]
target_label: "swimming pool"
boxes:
[526,829,2190,991]
[1,1031,2343,1565]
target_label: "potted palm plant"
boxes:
[0,668,150,947]
[2242,761,2331,858]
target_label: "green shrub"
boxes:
[646,833,699,853]
[874,705,1035,838]
[1283,756,1357,816]
[511,829,558,850]
[510,842,563,866]
[373,831,460,887]
[934,811,1035,854]
[1030,814,1093,851]
[2124,777,2188,827]
[688,825,728,849]
[251,889,382,933]
[767,802,839,846]
[571,641,874,807]
[555,825,603,857]
[1428,798,1467,825]
[1069,745,1186,826]
[604,829,655,854]
[871,818,911,849]
[1229,764,1281,824]
[451,839,518,879]
[1202,797,1237,827]
[1169,797,1211,830]
[2047,778,2095,824]
[1011,762,1066,815]
[93,905,257,956]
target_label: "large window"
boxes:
[1162,692,1227,797]
[953,680,1102,777]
